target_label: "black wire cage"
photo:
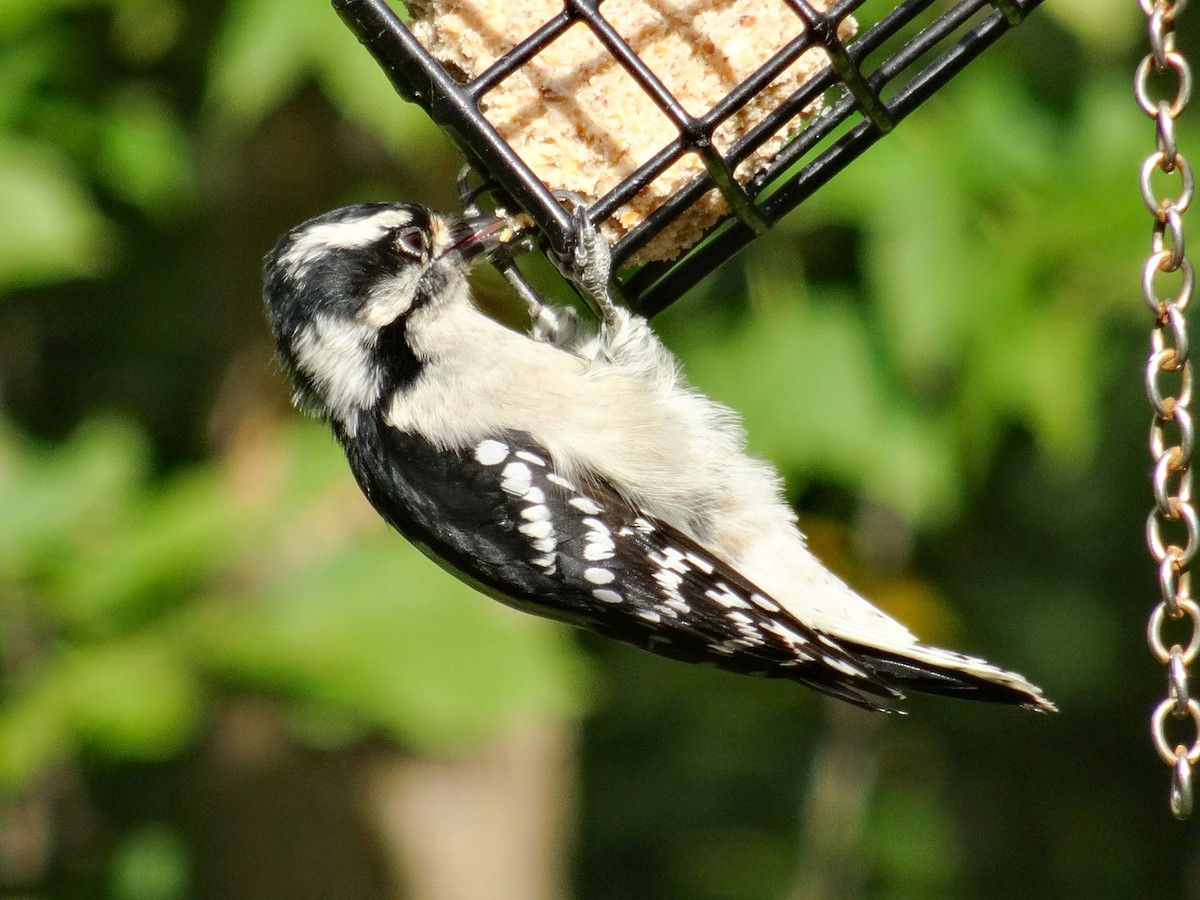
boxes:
[332,0,1045,315]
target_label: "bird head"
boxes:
[262,202,517,427]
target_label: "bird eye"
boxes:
[395,226,429,258]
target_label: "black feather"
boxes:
[340,417,913,709]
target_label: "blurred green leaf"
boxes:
[0,140,115,288]
[0,0,91,35]
[674,286,961,524]
[108,823,190,900]
[866,783,962,895]
[313,16,442,157]
[109,0,184,64]
[204,0,440,155]
[59,632,201,759]
[972,302,1100,461]
[47,467,246,634]
[1047,0,1140,53]
[97,88,196,220]
[0,417,584,792]
[0,629,201,789]
[0,0,178,42]
[0,419,148,579]
[203,0,325,136]
[0,33,54,128]
[0,675,71,791]
[718,73,1143,523]
[200,532,584,754]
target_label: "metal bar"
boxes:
[469,12,577,97]
[331,0,1047,313]
[630,0,1046,314]
[332,0,578,257]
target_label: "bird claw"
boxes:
[456,170,622,338]
[554,191,620,330]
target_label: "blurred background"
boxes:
[1,0,1196,897]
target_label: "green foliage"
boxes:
[107,822,190,900]
[663,73,1147,530]
[204,0,441,155]
[0,139,116,288]
[0,419,583,791]
[204,535,581,753]
[865,783,962,896]
[671,284,964,523]
[96,88,196,220]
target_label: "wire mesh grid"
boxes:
[333,0,1045,315]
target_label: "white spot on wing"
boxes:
[501,461,532,496]
[569,497,602,515]
[704,583,752,610]
[474,439,509,466]
[584,567,615,585]
[584,522,615,561]
[749,593,779,612]
[516,450,547,467]
[824,656,863,676]
[656,547,690,573]
[521,504,551,522]
[593,588,623,604]
[519,519,553,539]
[762,621,808,647]
[584,541,615,561]
[654,569,684,592]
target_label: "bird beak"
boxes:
[444,211,532,262]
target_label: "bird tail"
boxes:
[842,639,1057,712]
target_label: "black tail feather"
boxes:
[845,643,1056,712]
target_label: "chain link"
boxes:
[1139,0,1198,821]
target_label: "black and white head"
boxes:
[263,202,508,429]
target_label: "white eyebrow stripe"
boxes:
[282,210,416,269]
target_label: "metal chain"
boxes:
[1138,0,1200,821]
